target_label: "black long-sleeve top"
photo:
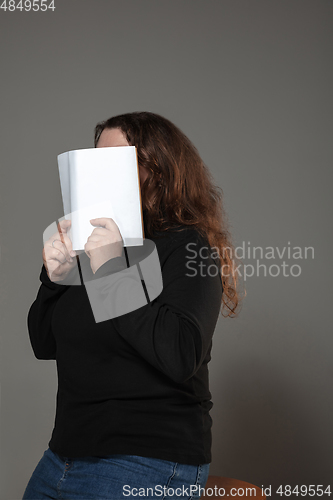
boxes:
[27,219,223,465]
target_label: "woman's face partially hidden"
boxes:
[96,128,149,188]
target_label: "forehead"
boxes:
[97,128,129,147]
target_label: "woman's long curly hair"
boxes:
[94,111,243,317]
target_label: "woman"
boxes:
[23,111,241,499]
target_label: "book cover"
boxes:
[57,146,144,250]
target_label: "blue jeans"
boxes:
[22,448,210,499]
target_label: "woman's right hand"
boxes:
[42,220,77,282]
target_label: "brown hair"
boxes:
[94,111,244,317]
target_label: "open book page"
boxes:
[57,146,144,250]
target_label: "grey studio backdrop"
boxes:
[0,1,332,498]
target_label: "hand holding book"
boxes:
[85,217,124,274]
[42,219,77,282]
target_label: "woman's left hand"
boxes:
[85,218,123,274]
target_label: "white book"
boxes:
[57,146,144,251]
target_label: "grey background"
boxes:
[0,0,332,498]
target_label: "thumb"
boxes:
[90,218,106,226]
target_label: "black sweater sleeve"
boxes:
[88,230,223,384]
[27,264,71,360]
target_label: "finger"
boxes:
[47,229,66,247]
[49,241,73,264]
[90,219,123,243]
[58,219,72,232]
[57,219,71,241]
[88,228,107,238]
[56,221,76,259]
[90,218,117,231]
[62,232,76,258]
[46,220,72,247]
[49,244,70,265]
